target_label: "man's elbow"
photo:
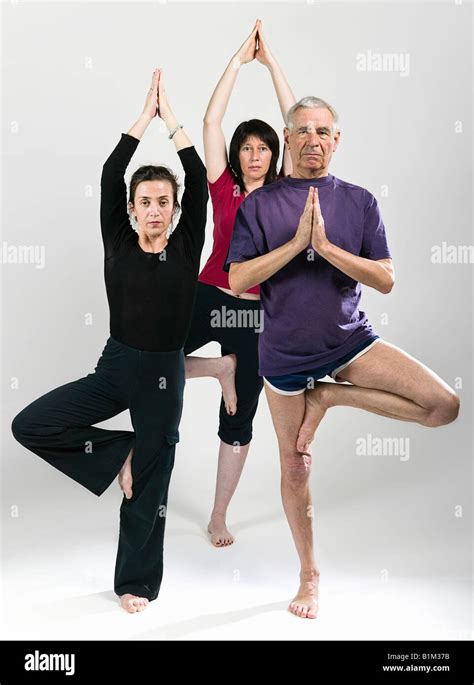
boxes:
[228,274,244,297]
[379,276,395,294]
[228,265,245,296]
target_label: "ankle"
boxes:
[300,568,320,581]
[210,511,226,522]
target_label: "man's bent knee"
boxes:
[424,391,460,427]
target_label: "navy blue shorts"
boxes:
[263,336,380,395]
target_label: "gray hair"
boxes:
[286,96,340,134]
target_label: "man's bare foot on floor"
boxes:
[296,382,331,454]
[207,516,234,546]
[119,593,149,613]
[215,354,237,415]
[118,446,134,499]
[288,572,320,619]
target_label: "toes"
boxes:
[297,433,312,453]
[289,601,314,618]
[225,400,237,416]
[131,597,148,612]
[121,594,149,613]
[288,602,316,618]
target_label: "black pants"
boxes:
[183,282,263,446]
[11,336,185,601]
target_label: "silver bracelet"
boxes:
[168,123,183,139]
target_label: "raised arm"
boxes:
[203,21,259,183]
[255,19,296,176]
[156,69,208,258]
[100,70,162,256]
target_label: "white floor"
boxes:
[2,378,472,641]
[1,497,471,641]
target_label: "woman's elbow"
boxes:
[203,116,220,128]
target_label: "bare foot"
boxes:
[288,572,320,619]
[119,593,149,613]
[207,516,234,547]
[215,354,237,415]
[118,446,134,499]
[296,382,331,454]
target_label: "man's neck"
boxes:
[289,170,329,180]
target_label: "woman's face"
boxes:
[238,136,272,186]
[129,179,175,236]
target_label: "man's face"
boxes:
[284,107,340,178]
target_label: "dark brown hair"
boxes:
[229,119,280,195]
[128,165,181,213]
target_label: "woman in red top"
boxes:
[184,20,296,546]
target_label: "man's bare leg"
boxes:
[207,440,251,547]
[297,341,460,452]
[264,383,320,619]
[186,354,238,415]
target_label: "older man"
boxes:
[224,96,460,619]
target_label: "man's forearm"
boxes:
[229,238,302,295]
[319,242,394,294]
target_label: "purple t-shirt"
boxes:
[224,174,391,376]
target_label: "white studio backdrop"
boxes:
[1,1,472,641]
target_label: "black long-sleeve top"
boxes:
[100,133,208,351]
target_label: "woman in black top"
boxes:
[11,69,208,613]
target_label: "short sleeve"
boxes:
[360,192,392,260]
[208,165,240,204]
[223,195,267,272]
